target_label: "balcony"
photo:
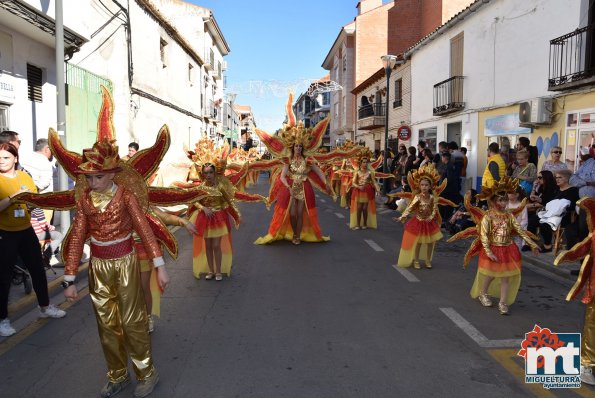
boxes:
[205,49,215,71]
[549,24,595,90]
[433,76,464,116]
[356,103,385,130]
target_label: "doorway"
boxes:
[447,121,462,146]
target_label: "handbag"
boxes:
[519,179,533,195]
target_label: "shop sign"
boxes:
[397,124,412,140]
[485,114,531,136]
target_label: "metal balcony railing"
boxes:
[433,76,464,116]
[549,24,595,90]
[357,103,385,119]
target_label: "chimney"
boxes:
[356,0,383,15]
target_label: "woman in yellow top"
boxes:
[0,142,65,337]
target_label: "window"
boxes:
[393,78,402,108]
[450,32,464,77]
[188,64,194,85]
[27,63,43,102]
[343,55,347,72]
[160,38,168,68]
[0,104,9,131]
[419,127,437,151]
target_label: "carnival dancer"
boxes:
[396,164,454,269]
[554,197,595,385]
[448,177,540,315]
[253,94,359,245]
[15,86,216,397]
[187,145,240,281]
[175,139,265,280]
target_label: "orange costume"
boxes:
[396,164,455,269]
[555,198,595,383]
[253,93,360,245]
[449,177,539,312]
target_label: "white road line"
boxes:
[335,212,345,219]
[364,239,384,252]
[391,264,420,282]
[440,307,521,348]
[320,198,326,203]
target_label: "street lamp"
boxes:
[381,54,397,194]
[226,92,237,147]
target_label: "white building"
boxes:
[406,0,584,187]
[1,0,230,165]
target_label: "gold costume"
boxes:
[288,157,309,201]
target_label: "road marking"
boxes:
[487,349,558,398]
[320,198,326,203]
[391,264,420,282]
[335,212,345,219]
[440,307,521,348]
[364,239,384,252]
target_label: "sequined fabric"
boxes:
[583,299,595,367]
[65,185,163,276]
[401,194,438,222]
[480,210,538,256]
[289,157,309,201]
[89,251,155,381]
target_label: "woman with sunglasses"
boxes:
[541,146,568,173]
[523,170,558,251]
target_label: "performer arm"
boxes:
[63,200,88,281]
[125,191,164,266]
[153,207,197,235]
[280,164,290,189]
[370,170,381,193]
[479,216,496,259]
[311,163,329,188]
[399,195,419,222]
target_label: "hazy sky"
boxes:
[187,0,376,133]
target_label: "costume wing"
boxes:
[254,128,288,158]
[148,186,220,206]
[312,147,361,163]
[13,191,76,210]
[48,129,82,179]
[146,211,178,259]
[128,126,170,179]
[303,117,330,156]
[370,155,383,170]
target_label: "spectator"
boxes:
[541,146,568,173]
[439,151,461,223]
[524,170,558,251]
[414,140,426,168]
[122,142,139,161]
[460,147,468,178]
[512,150,537,195]
[420,148,433,168]
[0,130,21,150]
[446,189,478,236]
[30,208,63,266]
[433,141,448,165]
[506,187,528,250]
[394,145,408,179]
[517,136,538,167]
[569,146,595,248]
[20,138,55,223]
[538,169,579,252]
[482,142,505,188]
[404,146,417,176]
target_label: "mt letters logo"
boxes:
[518,325,581,389]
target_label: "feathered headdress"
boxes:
[408,164,441,192]
[254,92,330,158]
[188,138,229,176]
[477,176,519,200]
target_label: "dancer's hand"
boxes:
[184,221,198,235]
[64,285,78,302]
[157,267,170,290]
[532,247,540,256]
[487,253,498,262]
[399,216,406,223]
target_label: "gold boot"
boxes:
[425,261,432,269]
[412,260,421,269]
[498,302,509,315]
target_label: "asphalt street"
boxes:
[0,174,591,398]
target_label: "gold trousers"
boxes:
[583,298,595,367]
[89,251,155,382]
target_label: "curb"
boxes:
[8,262,89,318]
[522,252,579,282]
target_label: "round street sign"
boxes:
[397,125,412,141]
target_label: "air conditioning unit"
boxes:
[519,98,553,125]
